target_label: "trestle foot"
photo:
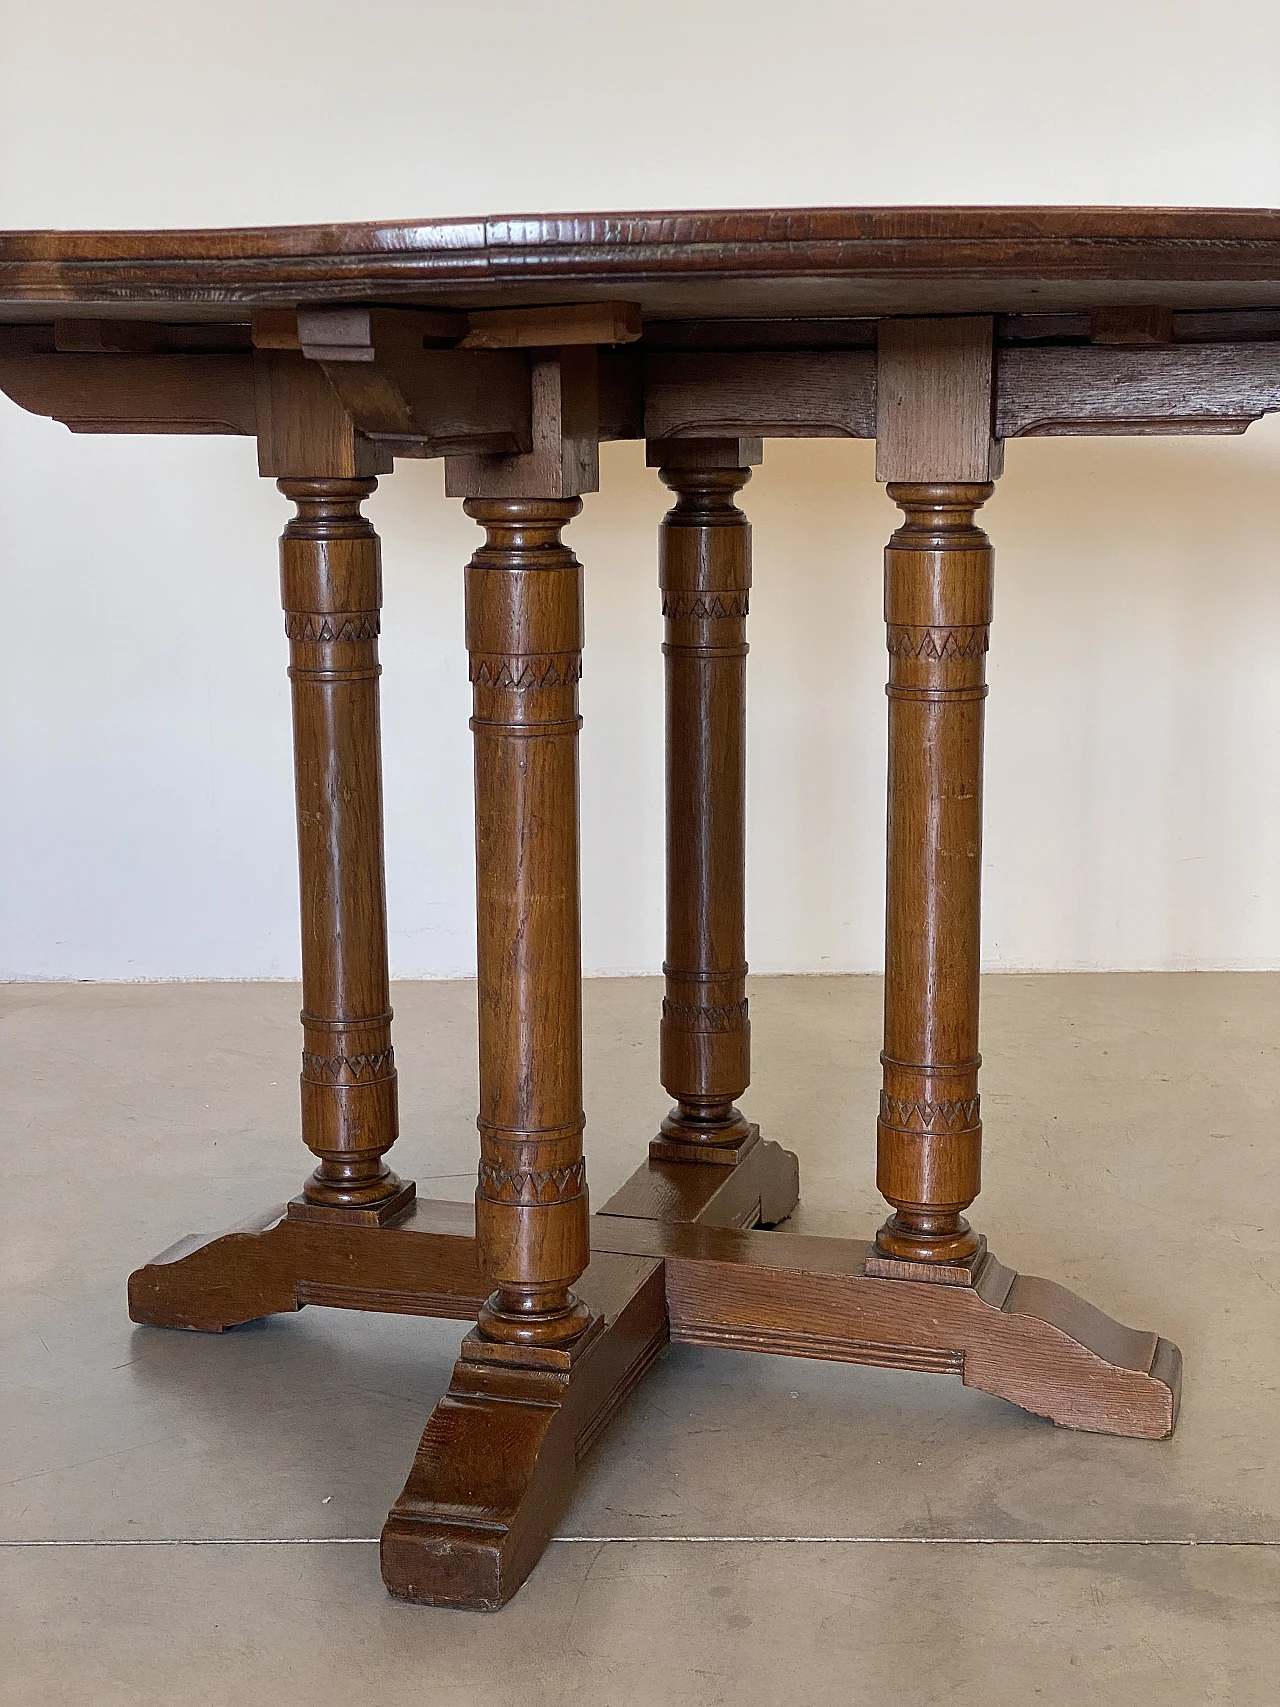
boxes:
[380,1254,668,1609]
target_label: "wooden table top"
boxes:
[3,206,1280,321]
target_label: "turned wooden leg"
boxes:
[279,477,412,1225]
[465,497,593,1350]
[875,481,993,1264]
[649,443,757,1162]
[382,490,678,1609]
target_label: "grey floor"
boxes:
[3,973,1279,1705]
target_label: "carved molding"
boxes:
[302,1048,396,1085]
[285,611,380,643]
[662,591,749,620]
[662,997,750,1033]
[886,624,988,661]
[879,1092,981,1132]
[469,653,583,690]
[477,1157,588,1206]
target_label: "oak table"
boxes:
[6,206,1278,1610]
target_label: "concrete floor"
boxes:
[2,973,1278,1705]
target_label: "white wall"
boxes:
[2,0,1279,979]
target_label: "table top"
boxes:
[3,206,1280,322]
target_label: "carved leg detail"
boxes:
[653,449,754,1159]
[599,442,799,1230]
[464,498,592,1350]
[875,482,993,1266]
[278,478,411,1225]
[128,475,413,1328]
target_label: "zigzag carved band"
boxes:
[285,611,380,643]
[662,996,750,1033]
[477,1157,588,1206]
[302,1048,395,1086]
[662,592,749,620]
[886,625,988,660]
[469,653,583,690]
[879,1091,981,1132]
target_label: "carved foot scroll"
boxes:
[591,1219,1181,1440]
[127,1198,485,1333]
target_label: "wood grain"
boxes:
[464,498,592,1350]
[0,351,256,434]
[254,351,389,479]
[460,300,642,348]
[651,445,758,1156]
[876,318,999,483]
[645,350,875,440]
[18,213,1202,1610]
[277,477,410,1221]
[589,1218,1180,1439]
[877,482,995,1263]
[381,1253,667,1610]
[997,340,1280,436]
[5,206,1280,319]
[446,347,598,500]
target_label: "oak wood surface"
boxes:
[129,1199,1179,1441]
[11,210,1211,1609]
[652,447,756,1156]
[645,350,876,441]
[276,477,409,1221]
[463,498,592,1349]
[381,1253,668,1609]
[0,351,256,434]
[876,317,999,483]
[996,340,1280,436]
[876,481,994,1263]
[5,206,1280,320]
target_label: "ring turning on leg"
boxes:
[465,497,593,1350]
[653,450,755,1161]
[278,477,411,1225]
[876,482,994,1265]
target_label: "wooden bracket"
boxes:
[257,308,532,460]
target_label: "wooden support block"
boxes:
[644,435,762,469]
[127,1198,486,1332]
[1090,305,1175,345]
[445,346,599,499]
[253,349,390,478]
[590,1218,1182,1441]
[251,307,302,350]
[876,317,1000,483]
[461,301,642,349]
[599,1136,800,1230]
[52,319,165,354]
[292,306,469,360]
